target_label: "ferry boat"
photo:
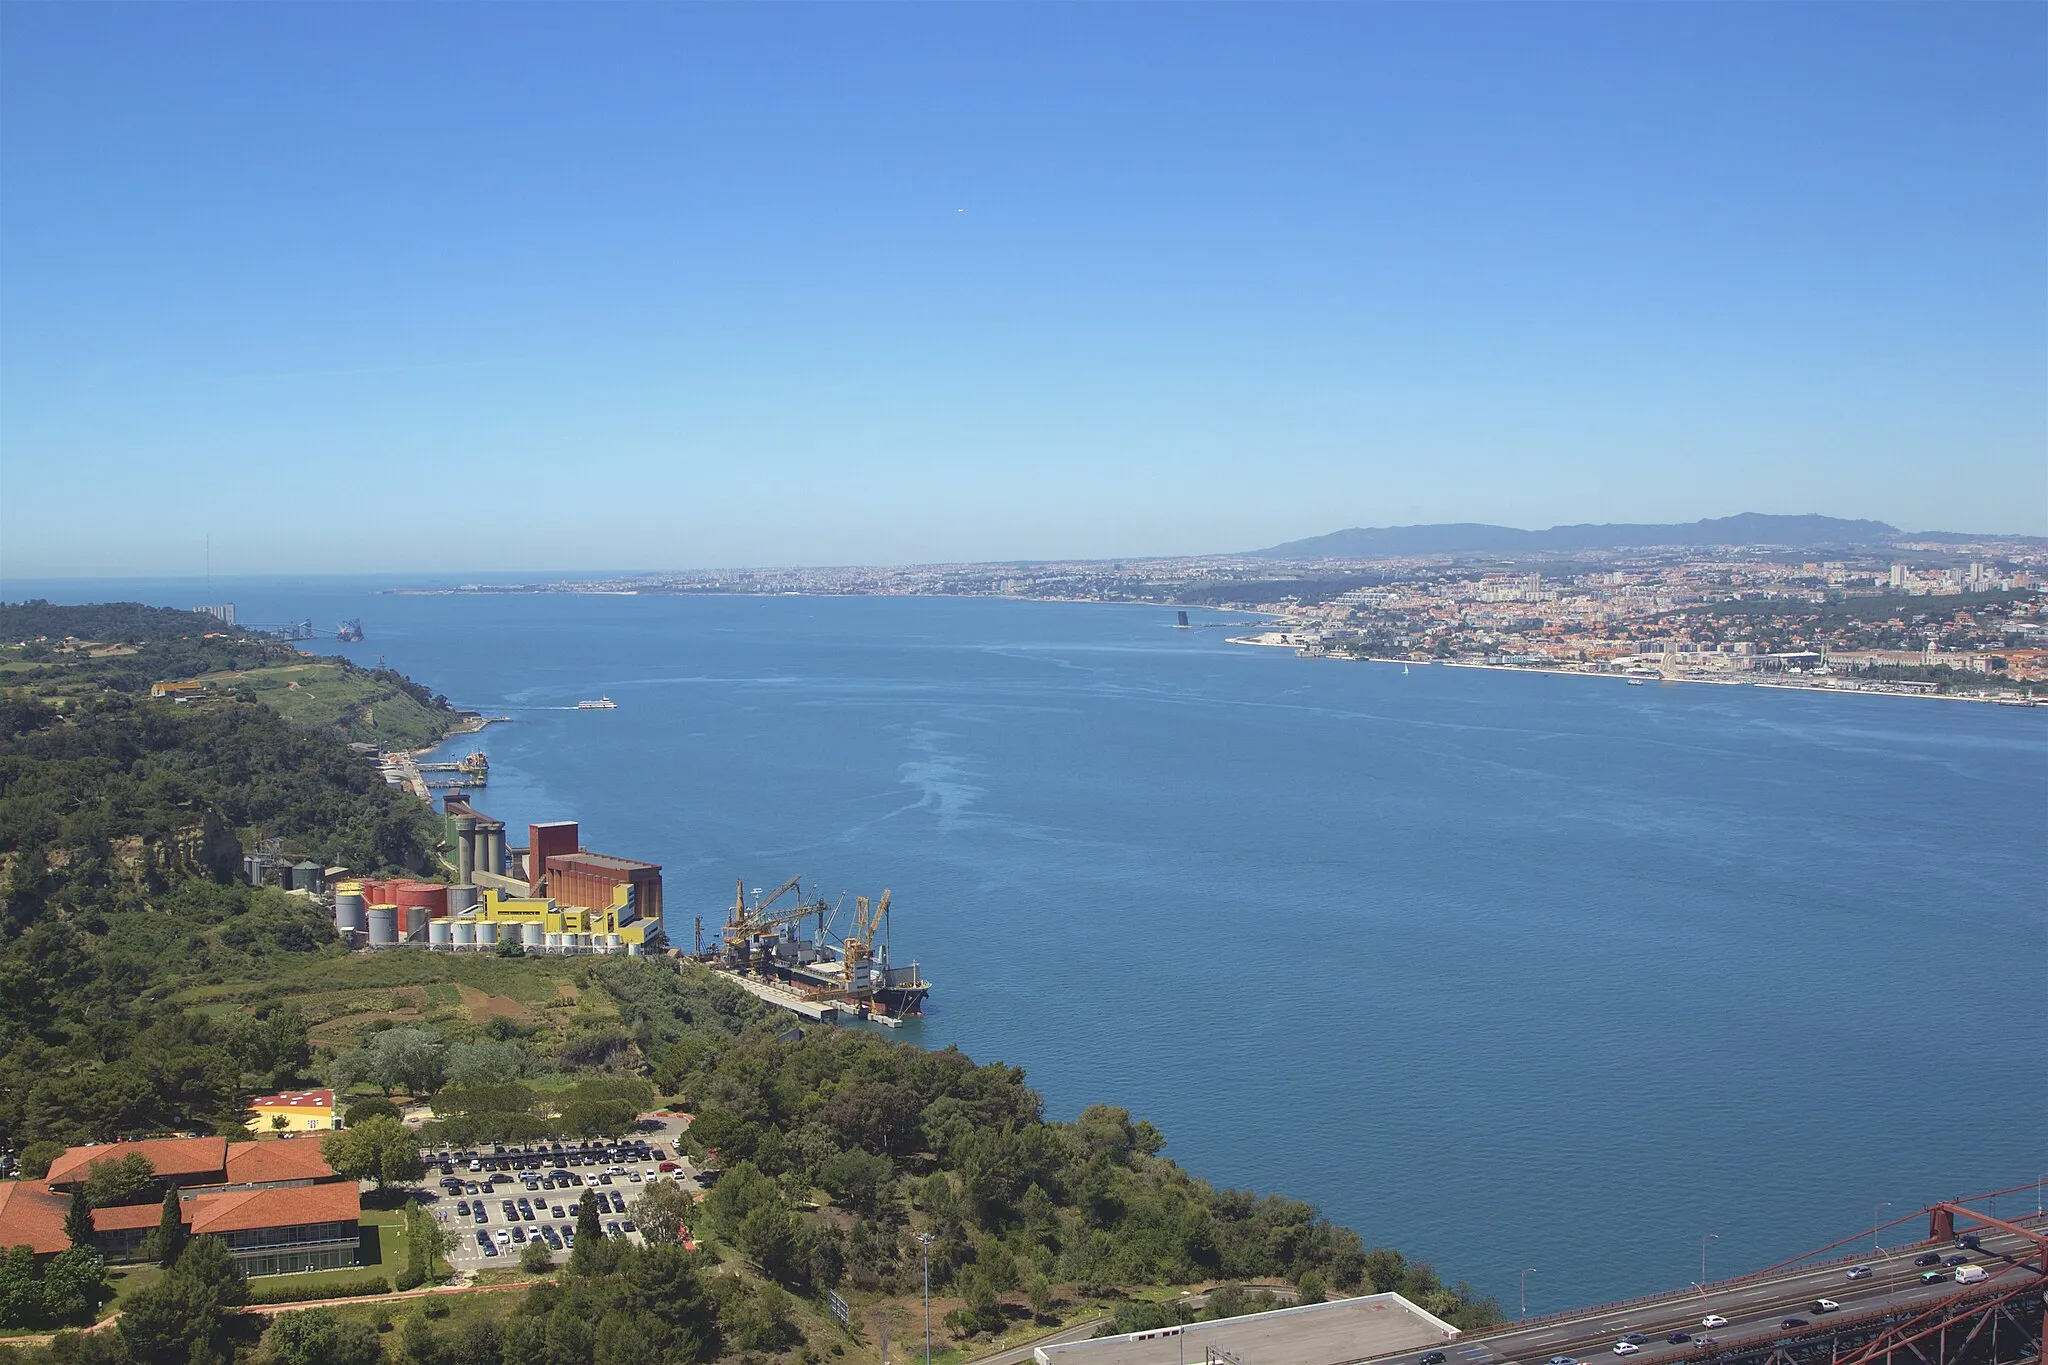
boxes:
[575,697,617,710]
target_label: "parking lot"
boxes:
[423,1132,697,1269]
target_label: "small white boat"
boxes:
[575,697,617,710]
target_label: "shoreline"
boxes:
[1228,635,2045,707]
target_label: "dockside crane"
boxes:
[721,876,831,970]
[840,888,892,984]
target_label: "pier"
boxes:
[720,972,843,1023]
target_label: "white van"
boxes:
[1953,1264,1987,1285]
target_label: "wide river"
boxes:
[15,578,2047,1308]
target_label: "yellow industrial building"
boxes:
[450,885,663,954]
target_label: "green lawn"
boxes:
[183,660,454,749]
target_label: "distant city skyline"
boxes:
[2,3,2042,577]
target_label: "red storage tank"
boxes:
[392,881,450,920]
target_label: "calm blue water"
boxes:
[12,577,2047,1308]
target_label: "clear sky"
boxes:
[2,3,2042,577]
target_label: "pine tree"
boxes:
[570,1190,607,1274]
[63,1186,94,1249]
[153,1187,188,1268]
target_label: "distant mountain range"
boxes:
[1246,513,2039,559]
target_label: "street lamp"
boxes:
[918,1233,935,1365]
[1873,1201,1892,1252]
[1700,1234,1719,1293]
[1521,1269,1537,1325]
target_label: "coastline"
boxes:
[1227,635,2046,707]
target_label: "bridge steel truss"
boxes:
[1694,1282,2044,1365]
[1699,1188,2048,1365]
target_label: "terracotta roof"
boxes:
[90,1202,170,1233]
[188,1182,359,1235]
[0,1181,72,1255]
[247,1090,334,1111]
[222,1139,334,1185]
[45,1137,228,1187]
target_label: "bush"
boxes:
[342,1097,402,1128]
[245,1274,392,1306]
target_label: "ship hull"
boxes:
[754,957,929,1017]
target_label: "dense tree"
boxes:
[328,1026,447,1098]
[117,1236,242,1364]
[630,1177,696,1246]
[571,1190,611,1276]
[80,1154,155,1209]
[148,1187,187,1268]
[262,1306,385,1365]
[320,1115,423,1190]
[62,1188,93,1249]
[36,1248,107,1325]
[0,1245,42,1327]
[341,1096,401,1127]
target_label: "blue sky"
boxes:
[3,3,2042,577]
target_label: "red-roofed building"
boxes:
[44,1137,229,1190]
[245,1088,337,1134]
[90,1182,362,1276]
[44,1135,336,1197]
[25,1135,360,1274]
[221,1139,334,1189]
[0,1181,71,1256]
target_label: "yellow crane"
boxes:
[841,888,891,981]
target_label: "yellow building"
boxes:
[245,1089,338,1134]
[465,886,663,953]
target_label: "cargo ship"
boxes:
[706,877,930,1018]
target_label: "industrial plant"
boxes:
[271,782,933,1021]
[324,796,666,956]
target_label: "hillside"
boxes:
[1248,512,1908,559]
[0,600,468,751]
[0,602,1502,1362]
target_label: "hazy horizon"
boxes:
[4,5,2043,577]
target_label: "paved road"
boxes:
[1375,1230,2041,1365]
[971,1316,1112,1365]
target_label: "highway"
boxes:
[1380,1229,2042,1365]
